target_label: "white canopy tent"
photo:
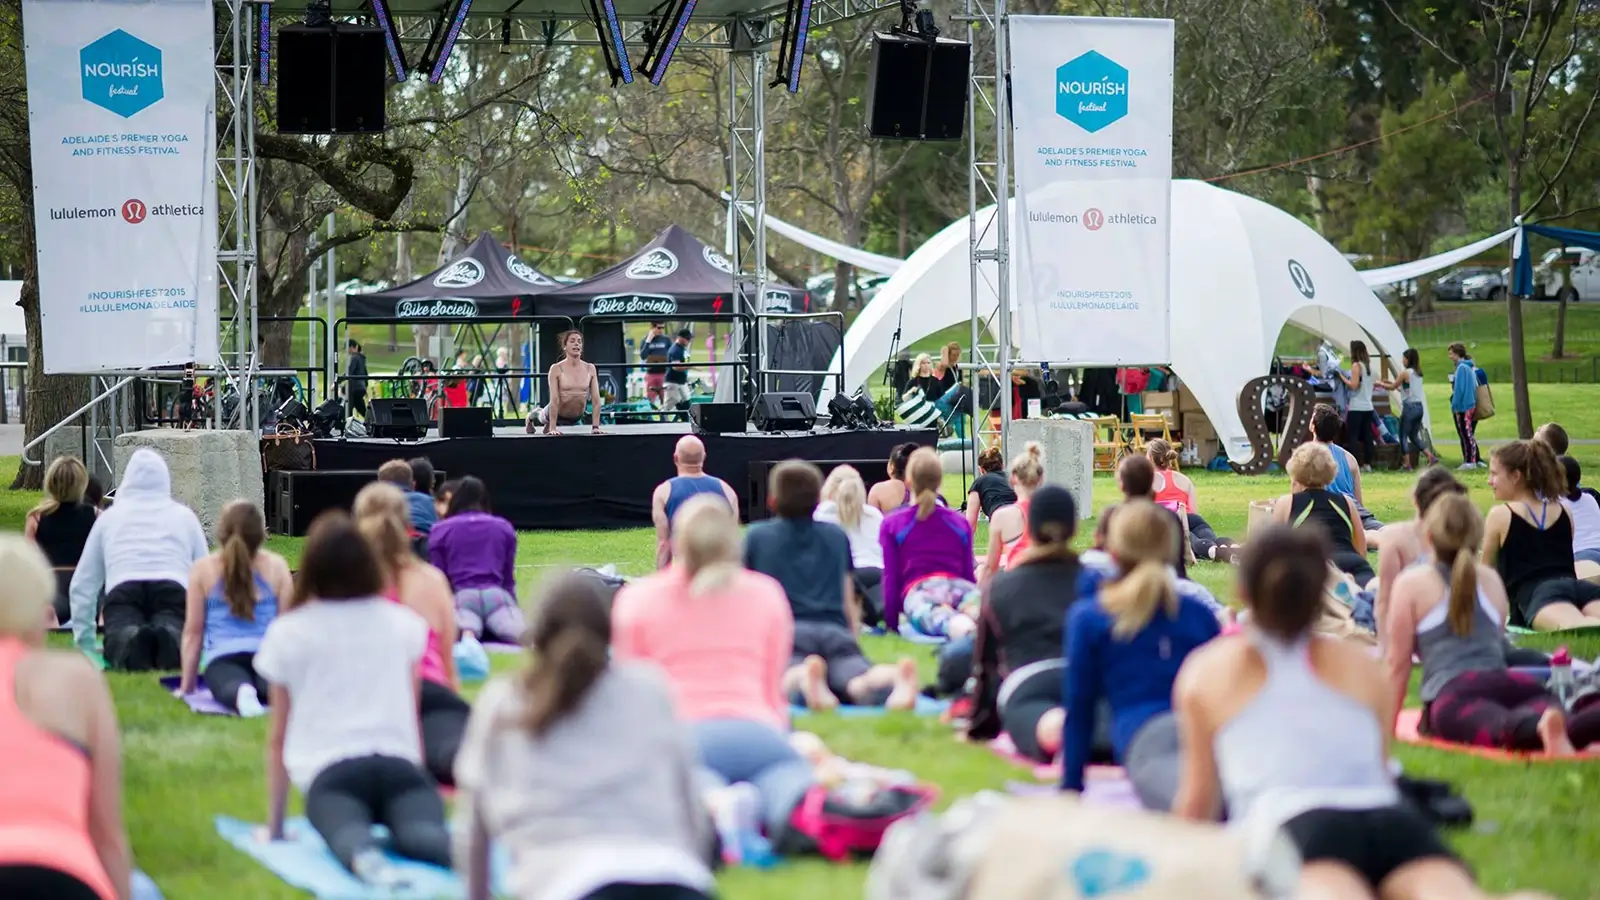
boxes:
[820,180,1418,463]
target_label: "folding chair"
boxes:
[1128,412,1175,457]
[1085,415,1127,472]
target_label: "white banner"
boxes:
[23,0,217,374]
[1010,16,1174,365]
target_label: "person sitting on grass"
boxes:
[979,442,1045,590]
[429,477,525,644]
[967,485,1082,764]
[881,449,979,641]
[815,466,886,628]
[1272,442,1373,587]
[0,536,130,900]
[1063,501,1221,810]
[1147,438,1241,564]
[614,495,815,852]
[867,442,922,514]
[1481,440,1600,630]
[965,446,1018,538]
[745,460,919,711]
[651,435,739,570]
[1174,526,1494,900]
[455,572,715,900]
[24,456,98,629]
[1535,422,1570,457]
[1116,455,1190,578]
[406,457,440,537]
[178,501,292,716]
[1385,493,1599,756]
[1373,468,1469,639]
[354,483,469,787]
[1309,403,1388,547]
[256,512,450,888]
[434,479,460,521]
[1557,457,1600,567]
[84,477,108,511]
[69,449,209,671]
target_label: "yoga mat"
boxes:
[1394,708,1600,762]
[482,642,522,655]
[989,733,1062,781]
[1508,624,1600,638]
[790,695,950,718]
[896,622,950,646]
[1006,770,1142,810]
[216,816,506,900]
[159,676,234,716]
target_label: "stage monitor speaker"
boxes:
[751,392,816,433]
[438,406,493,438]
[367,397,429,440]
[270,468,448,536]
[276,25,388,134]
[866,34,971,141]
[690,402,746,435]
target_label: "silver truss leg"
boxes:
[216,0,259,433]
[966,0,1010,462]
[728,21,768,402]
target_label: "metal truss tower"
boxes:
[216,0,260,431]
[964,0,1010,462]
[727,17,769,402]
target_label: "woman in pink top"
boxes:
[612,494,814,838]
[354,482,470,786]
[0,536,130,900]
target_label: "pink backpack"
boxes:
[785,783,939,861]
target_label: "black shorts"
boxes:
[791,620,877,702]
[0,866,103,900]
[1514,578,1600,628]
[1282,805,1459,888]
[999,663,1062,763]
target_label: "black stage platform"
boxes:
[310,424,938,530]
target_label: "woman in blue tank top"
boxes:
[179,502,294,715]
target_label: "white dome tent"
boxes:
[821,179,1417,464]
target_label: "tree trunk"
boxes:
[11,272,89,490]
[1553,290,1569,358]
[1506,165,1534,439]
[898,194,910,258]
[832,260,853,310]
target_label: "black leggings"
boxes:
[102,580,185,671]
[419,679,470,786]
[1423,668,1600,750]
[1345,409,1376,467]
[581,885,713,900]
[205,652,268,713]
[1185,514,1238,562]
[0,866,102,900]
[851,567,884,628]
[304,755,450,873]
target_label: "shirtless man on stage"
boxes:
[526,330,603,434]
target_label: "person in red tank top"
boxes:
[979,443,1047,591]
[1145,439,1240,565]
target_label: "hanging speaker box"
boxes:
[866,33,971,141]
[276,25,388,135]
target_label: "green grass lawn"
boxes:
[5,441,1600,898]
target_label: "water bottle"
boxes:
[1549,647,1574,709]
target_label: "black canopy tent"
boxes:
[347,232,561,321]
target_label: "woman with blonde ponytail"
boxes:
[980,442,1046,584]
[178,501,292,715]
[354,482,469,785]
[613,495,818,841]
[1061,501,1221,810]
[1385,493,1600,754]
[881,448,979,639]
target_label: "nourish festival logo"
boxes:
[80,29,164,118]
[1055,50,1127,134]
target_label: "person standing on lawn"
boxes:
[1448,343,1481,470]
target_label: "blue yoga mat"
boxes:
[216,815,507,900]
[791,695,949,718]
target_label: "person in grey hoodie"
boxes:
[70,449,209,670]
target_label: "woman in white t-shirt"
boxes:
[815,466,887,626]
[1559,457,1600,565]
[1378,348,1438,471]
[254,512,449,888]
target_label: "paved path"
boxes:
[0,424,21,457]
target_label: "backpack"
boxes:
[778,783,938,861]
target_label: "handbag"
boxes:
[1474,382,1496,420]
[260,426,316,473]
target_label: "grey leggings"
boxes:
[1124,712,1181,812]
[454,587,525,644]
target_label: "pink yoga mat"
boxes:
[1394,708,1600,762]
[158,676,235,716]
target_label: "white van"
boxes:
[1525,247,1600,302]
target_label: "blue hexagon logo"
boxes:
[80,30,164,118]
[1055,51,1128,133]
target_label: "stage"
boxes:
[308,424,937,530]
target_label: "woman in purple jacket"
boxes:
[881,449,979,639]
[427,477,524,644]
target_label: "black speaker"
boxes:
[866,34,971,141]
[746,458,894,521]
[276,25,388,135]
[690,402,746,436]
[439,406,493,438]
[751,392,817,433]
[270,468,447,535]
[367,397,429,440]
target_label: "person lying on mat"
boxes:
[1309,404,1389,548]
[881,449,979,641]
[256,512,451,888]
[745,460,920,711]
[614,495,816,847]
[868,442,922,514]
[24,456,97,629]
[429,477,526,645]
[456,572,716,900]
[1557,456,1600,567]
[527,329,603,434]
[966,485,1083,764]
[965,446,1018,540]
[978,442,1044,592]
[1272,442,1373,587]
[178,501,291,716]
[1173,526,1492,900]
[355,483,470,786]
[1062,501,1221,810]
[1147,439,1241,565]
[651,435,739,570]
[0,536,130,900]
[815,466,886,627]
[1482,440,1600,630]
[70,449,209,672]
[1385,494,1599,755]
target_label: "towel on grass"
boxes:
[158,676,235,716]
[1394,708,1600,762]
[790,695,950,718]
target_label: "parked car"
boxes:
[1434,266,1505,302]
[1523,247,1599,303]
[806,271,878,306]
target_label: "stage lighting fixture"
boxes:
[851,392,879,427]
[640,0,696,86]
[256,1,271,85]
[770,0,812,93]
[370,0,409,81]
[827,393,855,429]
[587,0,633,84]
[428,0,473,83]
